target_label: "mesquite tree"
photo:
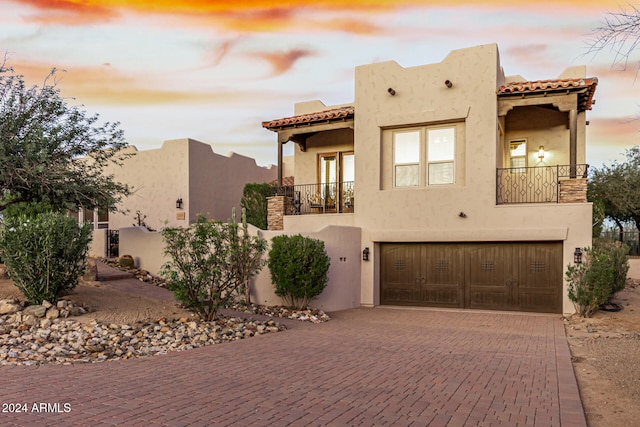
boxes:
[0,59,131,214]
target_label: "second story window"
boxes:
[509,139,527,169]
[392,124,459,188]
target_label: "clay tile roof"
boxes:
[498,77,598,111]
[270,176,295,186]
[262,106,354,130]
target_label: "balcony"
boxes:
[272,181,354,215]
[496,164,588,205]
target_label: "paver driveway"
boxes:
[1,306,585,427]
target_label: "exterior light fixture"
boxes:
[362,247,370,261]
[538,146,545,160]
[574,247,582,264]
[387,88,396,96]
[176,198,183,209]
[445,80,453,88]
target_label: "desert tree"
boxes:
[0,58,131,214]
[586,4,640,71]
[589,146,640,243]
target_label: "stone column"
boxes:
[559,178,587,203]
[267,196,293,230]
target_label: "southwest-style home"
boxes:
[87,138,276,258]
[262,44,597,314]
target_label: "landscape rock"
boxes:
[23,305,46,318]
[45,308,60,320]
[0,300,21,315]
[0,312,286,366]
[84,258,98,281]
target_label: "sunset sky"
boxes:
[1,0,639,167]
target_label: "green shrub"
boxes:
[566,240,629,317]
[268,234,330,309]
[241,183,273,230]
[0,211,92,305]
[161,210,266,321]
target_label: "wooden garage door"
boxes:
[381,242,562,313]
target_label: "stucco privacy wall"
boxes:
[89,229,107,259]
[628,258,640,279]
[113,225,362,313]
[102,138,276,231]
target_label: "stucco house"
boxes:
[87,138,276,257]
[262,44,597,314]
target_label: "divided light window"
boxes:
[509,139,527,170]
[393,125,456,187]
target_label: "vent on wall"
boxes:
[481,260,495,271]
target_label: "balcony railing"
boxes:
[272,181,354,215]
[496,164,588,205]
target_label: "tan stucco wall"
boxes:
[103,138,276,230]
[253,225,362,312]
[628,258,640,279]
[187,141,277,222]
[105,140,190,230]
[89,229,107,258]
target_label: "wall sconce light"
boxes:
[387,88,396,96]
[176,198,183,209]
[445,80,453,88]
[362,247,370,261]
[459,212,467,218]
[574,247,583,264]
[538,146,545,160]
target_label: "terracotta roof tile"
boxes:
[263,106,354,130]
[270,176,294,186]
[498,77,598,111]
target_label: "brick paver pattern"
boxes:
[1,305,585,426]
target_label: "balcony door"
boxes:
[318,152,354,212]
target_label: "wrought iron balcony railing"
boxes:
[496,164,588,205]
[272,181,354,215]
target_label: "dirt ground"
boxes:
[564,283,640,427]
[0,278,194,324]
[2,277,640,425]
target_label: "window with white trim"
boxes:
[392,125,458,187]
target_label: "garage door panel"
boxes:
[423,244,464,308]
[381,244,420,304]
[517,243,562,313]
[466,244,512,310]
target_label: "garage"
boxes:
[380,242,563,313]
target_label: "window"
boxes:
[392,125,458,188]
[509,139,527,169]
[427,128,455,185]
[394,131,420,187]
[76,207,109,229]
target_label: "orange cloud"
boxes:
[4,60,233,106]
[17,0,623,30]
[18,0,120,25]
[253,49,317,76]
